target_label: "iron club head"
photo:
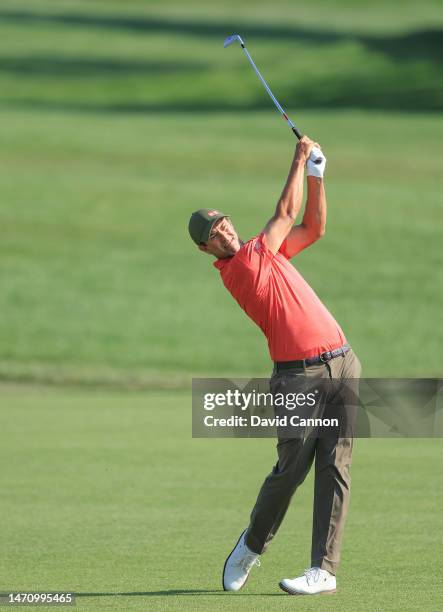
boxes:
[222,32,304,140]
[223,34,244,48]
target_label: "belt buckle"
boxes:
[319,352,329,363]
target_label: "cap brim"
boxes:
[200,214,229,243]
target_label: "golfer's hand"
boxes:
[306,144,326,178]
[295,136,317,163]
[297,136,326,178]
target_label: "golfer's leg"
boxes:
[245,437,316,554]
[311,349,362,574]
[311,435,353,574]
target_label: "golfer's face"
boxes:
[207,218,240,258]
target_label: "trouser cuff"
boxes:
[244,530,265,555]
[312,557,338,575]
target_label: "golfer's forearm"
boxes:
[302,176,327,237]
[275,156,305,221]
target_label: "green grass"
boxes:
[0,3,441,610]
[0,0,442,111]
[0,0,442,385]
[0,390,442,610]
[0,108,442,383]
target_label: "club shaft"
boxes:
[240,44,302,139]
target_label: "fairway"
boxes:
[0,0,442,610]
[0,390,442,610]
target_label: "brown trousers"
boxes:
[245,349,362,575]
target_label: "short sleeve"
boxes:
[278,238,291,259]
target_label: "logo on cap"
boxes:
[207,210,219,217]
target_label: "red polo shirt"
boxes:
[213,233,346,361]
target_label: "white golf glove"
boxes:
[307,146,327,178]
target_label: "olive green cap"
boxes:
[188,208,229,245]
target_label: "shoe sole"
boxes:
[279,581,336,596]
[222,529,248,592]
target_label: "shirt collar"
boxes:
[213,258,229,270]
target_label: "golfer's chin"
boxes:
[224,242,240,257]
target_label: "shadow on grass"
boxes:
[0,56,206,77]
[0,8,441,65]
[74,589,282,597]
[0,9,441,112]
[1,97,442,115]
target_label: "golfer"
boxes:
[188,136,361,596]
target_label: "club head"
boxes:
[223,34,244,48]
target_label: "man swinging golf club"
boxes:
[188,136,361,595]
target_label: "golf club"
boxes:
[224,34,322,163]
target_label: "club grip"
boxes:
[292,127,303,140]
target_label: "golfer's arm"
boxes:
[263,154,305,254]
[283,176,326,257]
[302,176,327,239]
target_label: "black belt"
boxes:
[275,343,351,370]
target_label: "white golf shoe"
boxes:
[279,567,336,595]
[222,530,260,591]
